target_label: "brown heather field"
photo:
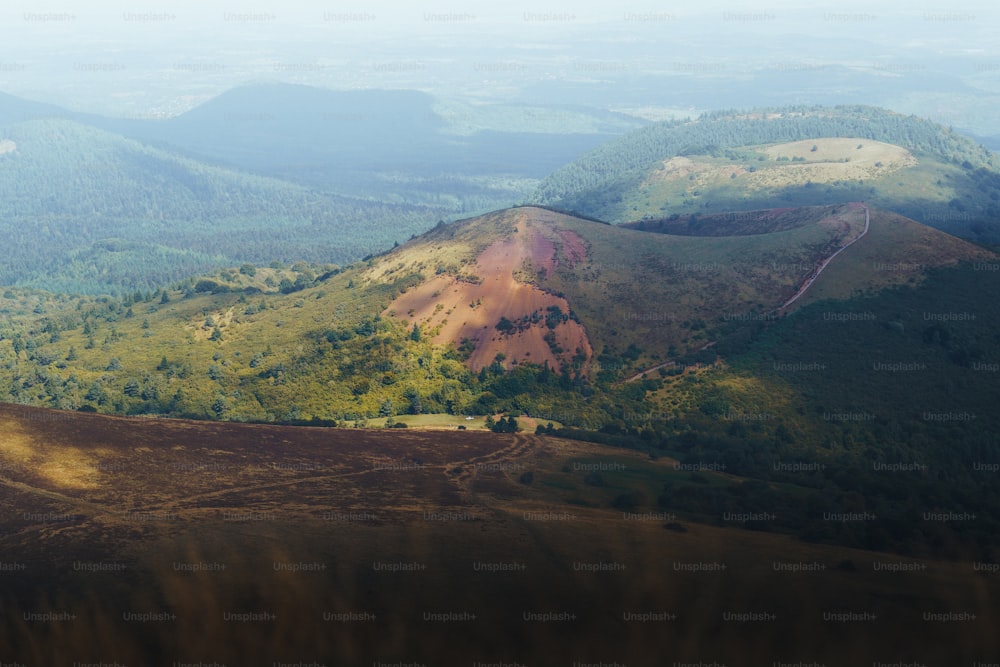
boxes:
[1,403,998,665]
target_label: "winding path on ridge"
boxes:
[125,432,537,514]
[623,203,870,383]
[1,431,540,523]
[442,432,536,500]
[621,340,716,384]
[776,203,869,311]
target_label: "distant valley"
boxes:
[0,85,641,294]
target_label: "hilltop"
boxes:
[0,203,990,423]
[375,204,989,374]
[533,105,1000,244]
[0,199,998,565]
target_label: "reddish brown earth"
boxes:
[2,403,998,664]
[387,210,592,372]
[556,228,587,267]
[0,404,530,528]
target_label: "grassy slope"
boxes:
[535,204,992,370]
[795,206,995,306]
[581,138,997,235]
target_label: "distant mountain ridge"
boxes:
[71,83,637,202]
[0,85,641,293]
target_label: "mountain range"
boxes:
[0,84,643,294]
[3,88,1000,662]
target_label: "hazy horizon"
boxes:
[1,0,997,135]
[3,3,1000,665]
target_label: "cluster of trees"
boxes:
[494,306,578,340]
[0,274,641,429]
[485,415,520,433]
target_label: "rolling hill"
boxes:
[375,204,991,375]
[0,118,445,294]
[0,202,991,425]
[533,105,1000,244]
[0,197,998,582]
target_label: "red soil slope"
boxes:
[386,210,592,372]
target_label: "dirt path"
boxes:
[2,432,538,520]
[0,474,110,517]
[776,203,869,311]
[622,340,716,383]
[622,204,869,384]
[145,468,377,512]
[443,432,536,498]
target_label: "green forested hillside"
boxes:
[0,119,446,294]
[641,263,1000,558]
[0,202,999,559]
[536,105,996,201]
[533,106,1000,242]
[0,263,626,429]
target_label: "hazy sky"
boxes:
[1,0,997,129]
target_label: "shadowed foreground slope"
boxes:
[0,404,997,665]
